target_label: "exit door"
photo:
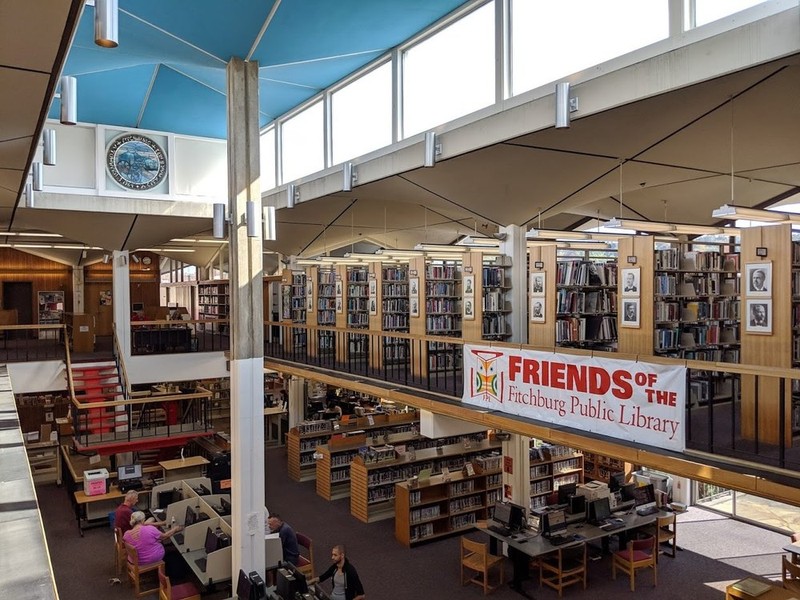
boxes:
[3,282,33,324]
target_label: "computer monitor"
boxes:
[588,497,612,524]
[276,562,309,599]
[220,497,232,515]
[204,526,219,555]
[542,508,568,537]
[620,483,637,502]
[608,472,626,492]
[507,502,526,532]
[158,491,174,510]
[492,502,512,528]
[132,302,144,313]
[568,494,586,517]
[236,569,252,600]
[184,505,197,527]
[632,483,656,508]
[557,482,577,505]
[171,488,183,504]
[117,463,142,481]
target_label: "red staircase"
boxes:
[69,361,126,435]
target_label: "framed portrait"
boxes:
[335,280,343,297]
[620,298,640,328]
[410,297,420,318]
[463,275,475,297]
[335,297,343,314]
[745,298,772,333]
[368,279,377,297]
[306,280,313,297]
[409,277,420,298]
[463,298,475,321]
[621,267,640,297]
[368,297,377,316]
[745,262,771,297]
[306,293,313,311]
[530,272,545,297]
[530,297,545,323]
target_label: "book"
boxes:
[730,578,773,597]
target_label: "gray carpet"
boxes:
[37,446,792,599]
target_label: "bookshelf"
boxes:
[481,255,512,341]
[37,290,64,339]
[394,456,503,547]
[346,266,369,360]
[582,452,631,485]
[317,268,337,358]
[350,438,501,523]
[198,280,230,328]
[528,443,583,512]
[555,252,618,351]
[425,260,462,375]
[793,241,800,438]
[290,271,307,351]
[382,264,410,368]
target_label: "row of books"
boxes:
[383,283,408,296]
[347,284,368,297]
[426,298,460,313]
[556,289,616,314]
[655,274,738,297]
[426,316,461,332]
[317,284,336,297]
[318,270,336,284]
[555,315,617,343]
[557,260,617,287]
[654,326,738,349]
[483,266,506,287]
[449,494,483,514]
[655,249,739,272]
[347,268,369,282]
[426,282,458,296]
[482,314,509,337]
[383,266,408,282]
[410,505,441,524]
[483,291,506,312]
[426,265,458,279]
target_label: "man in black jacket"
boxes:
[317,545,365,600]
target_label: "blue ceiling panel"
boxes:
[258,79,320,123]
[263,50,384,89]
[165,64,228,96]
[138,67,228,139]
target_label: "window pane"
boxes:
[260,128,276,192]
[332,62,393,164]
[695,0,766,27]
[512,0,669,96]
[281,101,324,183]
[403,2,495,138]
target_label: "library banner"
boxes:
[462,345,686,452]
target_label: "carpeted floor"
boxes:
[38,445,792,599]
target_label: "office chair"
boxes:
[124,542,164,598]
[296,532,315,578]
[783,556,800,594]
[460,536,504,595]
[158,566,201,600]
[612,535,657,591]
[114,527,126,576]
[653,513,677,561]
[539,541,587,597]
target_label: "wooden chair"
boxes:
[783,556,800,594]
[460,537,504,595]
[114,527,127,576]
[653,513,677,561]
[791,533,800,565]
[539,541,587,597]
[124,542,164,598]
[296,532,315,578]
[158,566,201,600]
[612,535,657,591]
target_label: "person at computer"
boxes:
[316,545,365,600]
[114,490,140,534]
[124,511,184,577]
[268,513,300,566]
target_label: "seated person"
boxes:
[114,490,140,534]
[323,400,343,420]
[124,511,184,577]
[267,513,300,566]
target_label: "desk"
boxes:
[132,327,191,353]
[726,578,797,600]
[263,406,288,445]
[73,486,124,536]
[160,456,209,483]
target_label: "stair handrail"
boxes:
[62,324,78,405]
[112,323,133,402]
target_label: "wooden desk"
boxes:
[726,578,797,600]
[160,456,209,483]
[263,406,288,446]
[73,486,123,536]
[25,440,61,484]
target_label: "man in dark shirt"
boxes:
[268,513,300,565]
[114,490,139,533]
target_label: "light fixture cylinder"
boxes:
[25,183,34,208]
[555,82,571,129]
[60,76,77,125]
[343,162,354,191]
[287,184,296,209]
[213,203,226,239]
[94,0,119,48]
[43,129,56,165]
[32,162,43,191]
[264,206,277,241]
[424,131,437,167]
[246,200,258,238]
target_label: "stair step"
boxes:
[75,393,124,402]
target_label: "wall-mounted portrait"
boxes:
[368,279,377,297]
[463,298,475,320]
[409,277,419,298]
[463,275,475,297]
[410,297,420,318]
[620,298,640,328]
[530,297,545,323]
[530,272,545,297]
[745,262,771,297]
[746,298,772,333]
[335,280,343,297]
[621,267,640,297]
[369,298,377,316]
[335,297,343,314]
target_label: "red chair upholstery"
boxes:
[612,535,657,591]
[296,532,314,578]
[158,566,201,600]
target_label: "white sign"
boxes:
[462,344,686,452]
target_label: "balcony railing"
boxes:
[0,324,66,362]
[130,319,229,355]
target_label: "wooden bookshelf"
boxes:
[425,260,462,377]
[349,438,501,523]
[381,263,410,370]
[528,443,584,512]
[582,452,631,485]
[317,267,337,358]
[481,255,513,341]
[198,280,230,328]
[394,459,503,547]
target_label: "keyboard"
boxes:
[548,535,574,546]
[173,533,184,545]
[600,520,625,531]
[636,506,659,517]
[488,524,512,537]
[194,557,207,572]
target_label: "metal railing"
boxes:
[0,324,66,362]
[130,319,229,355]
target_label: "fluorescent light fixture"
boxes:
[424,131,441,167]
[94,0,118,47]
[562,242,612,250]
[10,232,63,238]
[712,204,800,223]
[344,252,384,261]
[671,224,740,236]
[287,184,298,208]
[456,235,501,247]
[102,254,110,264]
[32,162,43,191]
[13,244,53,249]
[131,254,140,263]
[170,238,228,244]
[43,129,56,165]
[375,249,423,258]
[212,203,226,239]
[604,218,676,233]
[246,200,258,238]
[414,243,468,253]
[527,229,590,240]
[138,248,195,253]
[263,206,277,241]
[60,76,77,125]
[555,82,578,129]
[343,162,357,191]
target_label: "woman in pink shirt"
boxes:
[124,511,184,576]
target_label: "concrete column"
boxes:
[227,57,266,580]
[501,434,531,510]
[287,376,305,429]
[499,224,527,344]
[71,266,85,314]
[111,251,131,356]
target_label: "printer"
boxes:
[576,481,609,502]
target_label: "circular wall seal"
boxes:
[106,134,167,191]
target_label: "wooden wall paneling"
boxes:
[369,263,383,370]
[740,224,792,445]
[528,244,556,347]
[335,266,348,364]
[0,249,73,324]
[617,235,655,356]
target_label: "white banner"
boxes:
[462,344,686,452]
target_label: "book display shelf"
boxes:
[286,411,418,482]
[346,266,369,359]
[198,280,230,328]
[425,261,462,375]
[317,268,337,358]
[394,454,503,547]
[555,251,618,351]
[290,271,307,351]
[481,255,512,341]
[528,442,584,511]
[350,438,500,523]
[382,264,410,368]
[793,241,800,437]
